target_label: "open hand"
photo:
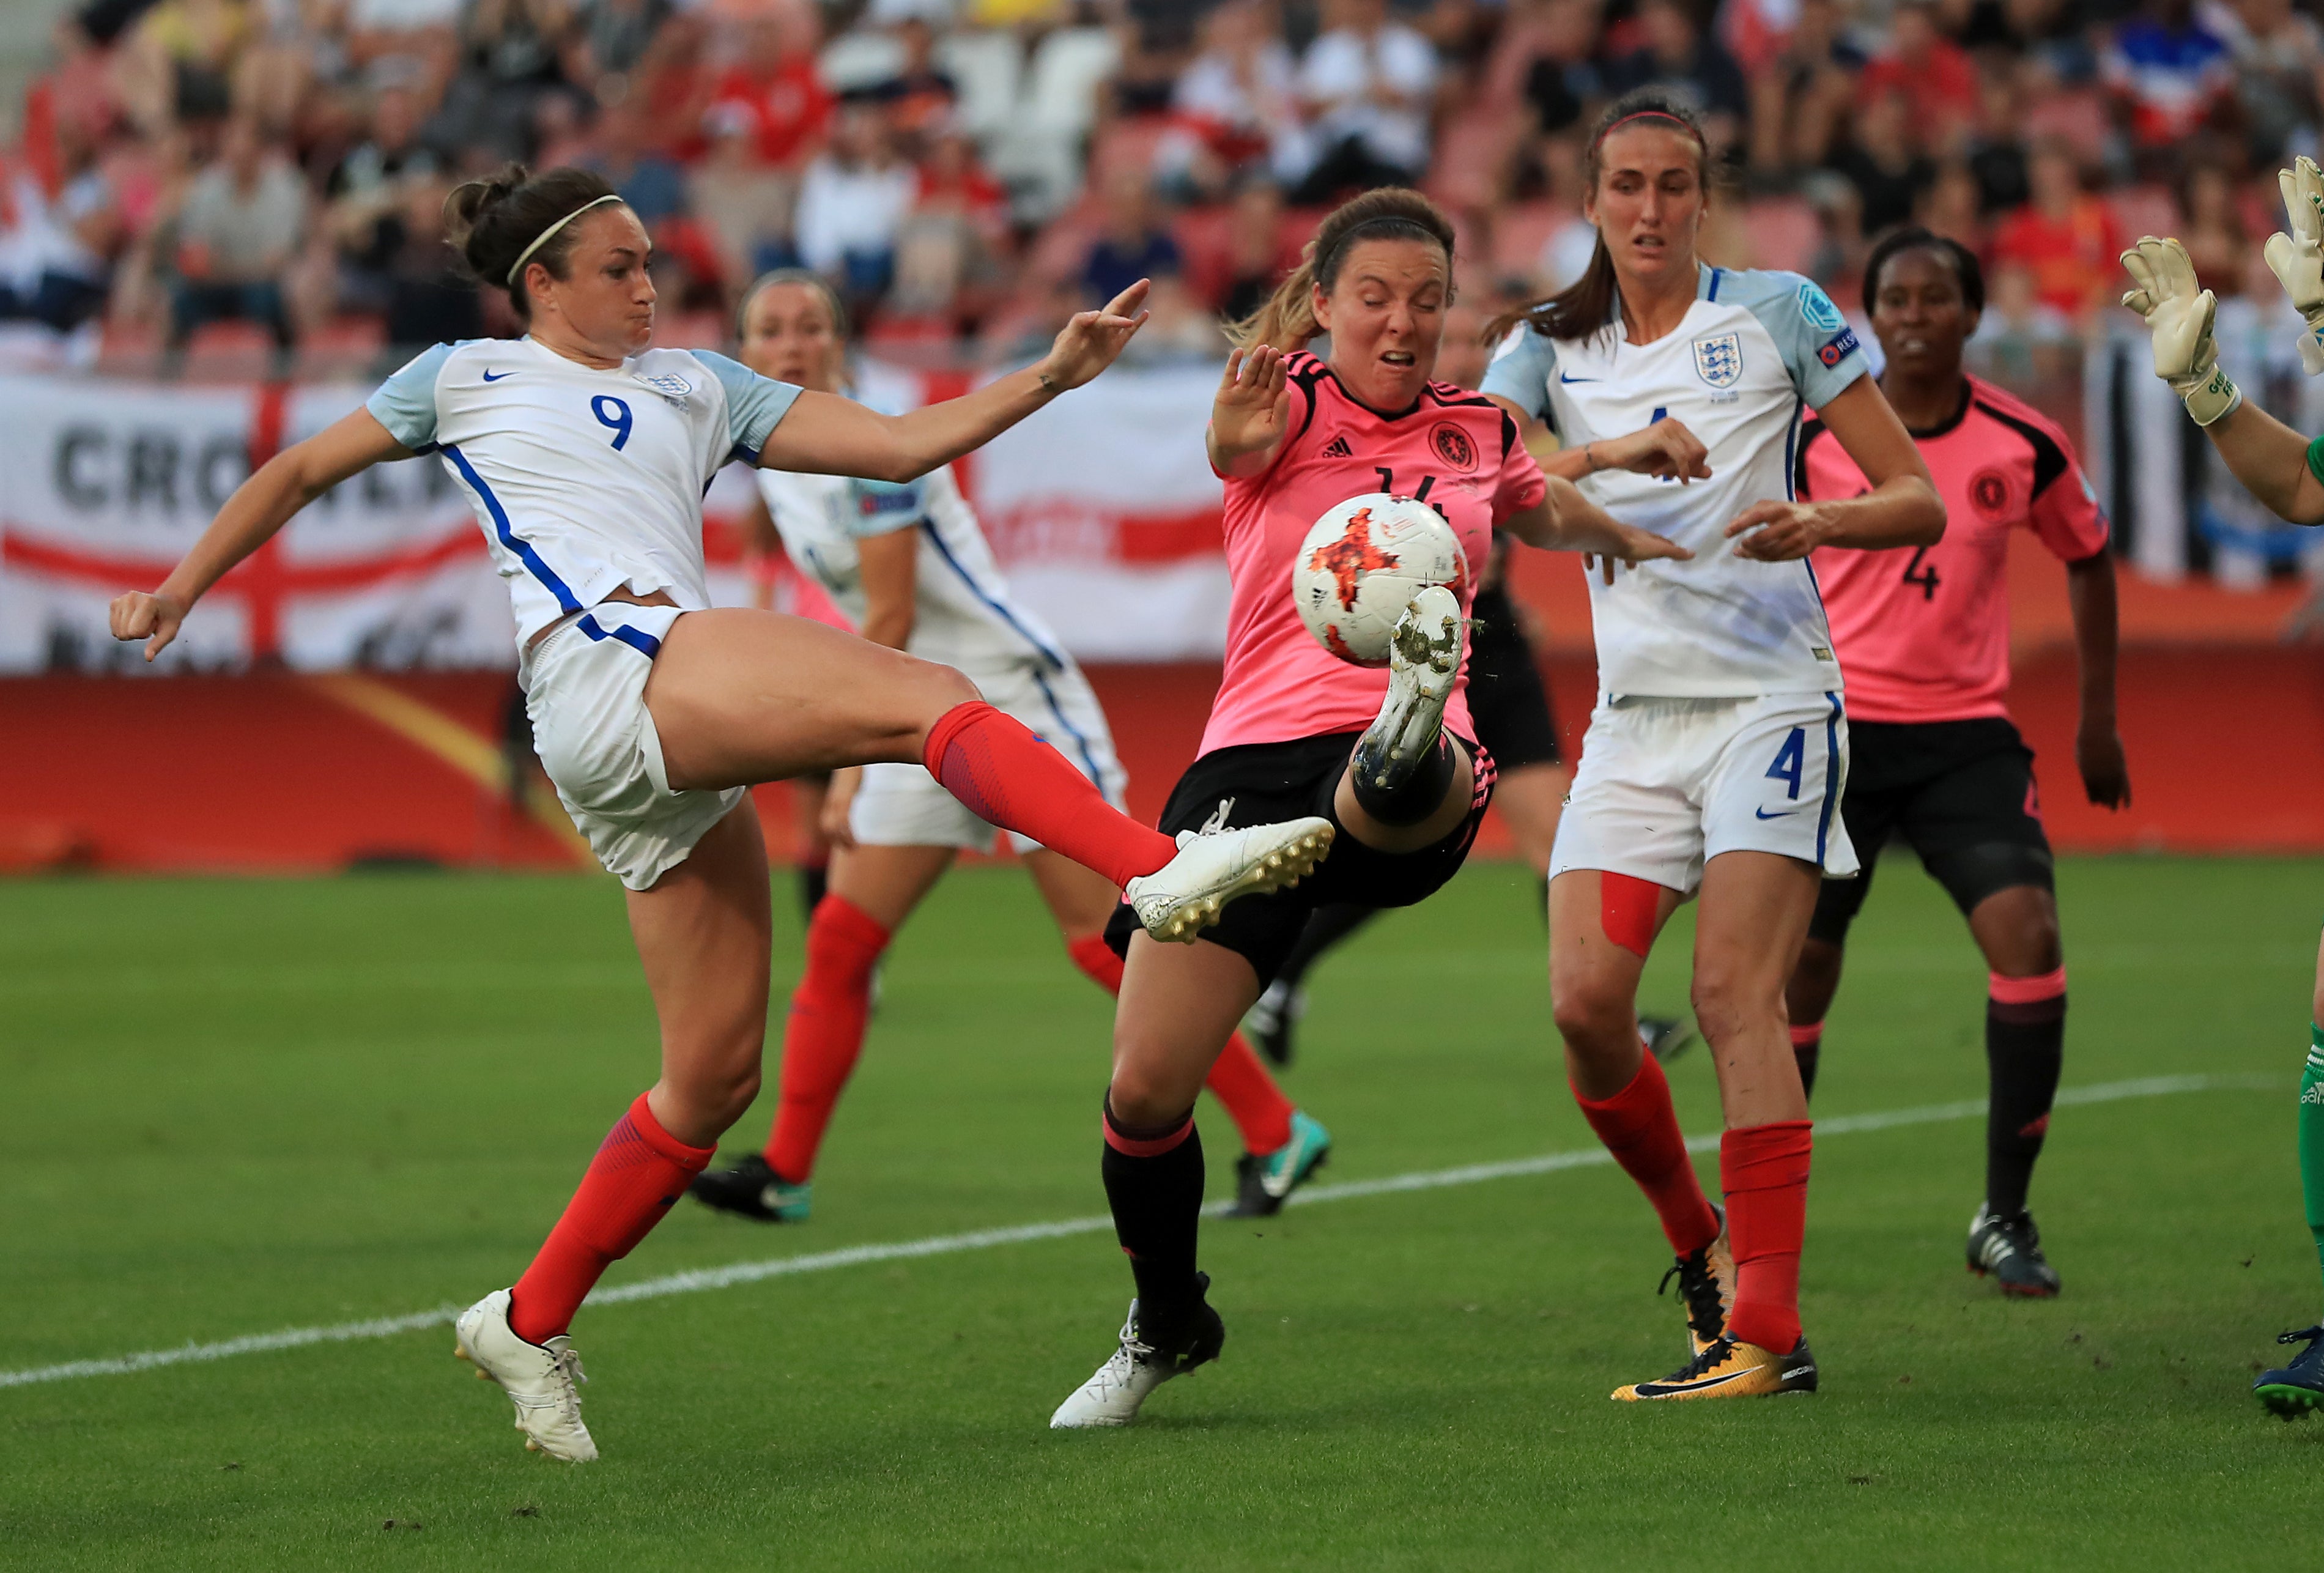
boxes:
[1724,500,1824,561]
[1037,280,1151,392]
[1210,342,1292,461]
[820,769,862,849]
[2120,236,2220,388]
[2265,156,2324,371]
[108,590,187,661]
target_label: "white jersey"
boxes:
[366,335,803,648]
[756,445,1070,678]
[1481,262,1871,699]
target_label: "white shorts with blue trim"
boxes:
[522,603,747,892]
[849,657,1126,854]
[1550,690,1858,895]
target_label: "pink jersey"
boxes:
[1799,375,2108,724]
[1201,352,1548,755]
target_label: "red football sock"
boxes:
[1065,934,1297,1155]
[1721,1119,1813,1354]
[1574,1052,1719,1257]
[763,895,892,1183]
[509,1092,714,1345]
[923,703,1177,888]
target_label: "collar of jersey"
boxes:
[1896,377,1974,441]
[1596,262,1718,350]
[516,333,635,375]
[1308,355,1426,422]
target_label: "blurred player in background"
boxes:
[2119,163,2324,1416]
[1789,228,2128,1300]
[689,271,1330,1226]
[1483,91,1944,1401]
[1050,188,1689,1428]
[109,166,1336,1463]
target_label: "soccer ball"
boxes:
[1292,493,1469,667]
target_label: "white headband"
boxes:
[505,193,624,286]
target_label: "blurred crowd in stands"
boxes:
[2,0,2322,380]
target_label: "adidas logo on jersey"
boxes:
[1320,434,1352,459]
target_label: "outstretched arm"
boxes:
[2126,232,2324,522]
[1725,375,1943,560]
[1501,475,1693,582]
[109,407,409,660]
[2195,398,2324,524]
[760,282,1150,483]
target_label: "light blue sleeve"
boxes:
[842,476,930,538]
[364,342,453,453]
[1478,324,1560,420]
[1730,269,1870,410]
[692,349,805,461]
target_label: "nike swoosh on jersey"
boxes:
[1754,807,1799,820]
[482,369,512,382]
[1558,372,1600,383]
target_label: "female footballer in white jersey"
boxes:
[106,166,1332,1462]
[1480,92,1944,1401]
[687,271,1330,1228]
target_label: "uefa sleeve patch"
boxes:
[1816,327,1860,368]
[1797,282,1848,333]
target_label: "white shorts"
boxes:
[522,604,746,892]
[1549,691,1859,895]
[850,658,1127,854]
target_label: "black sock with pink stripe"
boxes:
[1100,1100,1206,1327]
[1986,967,2067,1216]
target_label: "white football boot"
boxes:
[1352,583,1463,794]
[1124,817,1334,943]
[453,1289,598,1462]
[1049,1285,1226,1429]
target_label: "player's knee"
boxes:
[1550,980,1633,1058]
[1690,967,1782,1048]
[917,658,981,712]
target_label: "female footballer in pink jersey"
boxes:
[1481,92,1945,1401]
[1789,228,2128,1299]
[1048,188,1691,1427]
[109,166,1332,1462]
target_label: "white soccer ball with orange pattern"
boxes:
[1291,493,1469,667]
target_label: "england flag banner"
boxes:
[0,362,1233,672]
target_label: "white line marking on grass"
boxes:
[0,1073,2277,1391]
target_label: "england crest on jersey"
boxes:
[635,370,694,404]
[1692,331,1743,389]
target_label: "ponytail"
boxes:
[1228,187,1457,353]
[1482,89,1712,349]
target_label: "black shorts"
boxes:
[1103,730,1495,983]
[1463,581,1562,771]
[1808,717,2054,946]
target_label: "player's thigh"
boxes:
[1024,848,1123,941]
[624,804,775,1141]
[1547,868,1679,1024]
[1692,849,1821,1029]
[1899,728,2057,952]
[644,609,979,790]
[1110,933,1263,1123]
[827,842,957,932]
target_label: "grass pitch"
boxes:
[3,854,2320,1570]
